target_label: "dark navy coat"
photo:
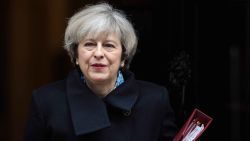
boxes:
[24,69,177,141]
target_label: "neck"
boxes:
[85,79,116,98]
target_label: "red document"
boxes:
[173,108,213,141]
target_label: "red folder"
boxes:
[173,108,213,141]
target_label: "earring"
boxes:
[120,62,124,68]
[76,61,79,65]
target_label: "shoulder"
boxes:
[123,70,168,93]
[136,80,168,94]
[30,79,69,115]
[133,80,173,116]
[34,79,66,94]
[134,80,170,106]
[32,79,67,102]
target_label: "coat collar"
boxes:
[103,71,139,112]
[66,69,139,136]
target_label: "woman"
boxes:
[24,2,177,141]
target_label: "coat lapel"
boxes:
[66,69,139,136]
[66,69,110,136]
[103,71,139,114]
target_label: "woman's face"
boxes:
[76,32,123,85]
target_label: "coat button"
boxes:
[123,110,131,117]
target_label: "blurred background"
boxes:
[0,0,249,140]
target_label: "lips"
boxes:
[91,63,107,71]
[91,63,107,67]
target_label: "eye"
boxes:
[83,42,96,50]
[103,43,115,48]
[84,42,96,47]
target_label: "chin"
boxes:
[90,75,109,82]
[88,72,110,82]
[92,77,106,81]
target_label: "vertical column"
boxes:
[7,0,69,140]
[229,45,241,141]
[8,0,33,140]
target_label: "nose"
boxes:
[94,44,104,59]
